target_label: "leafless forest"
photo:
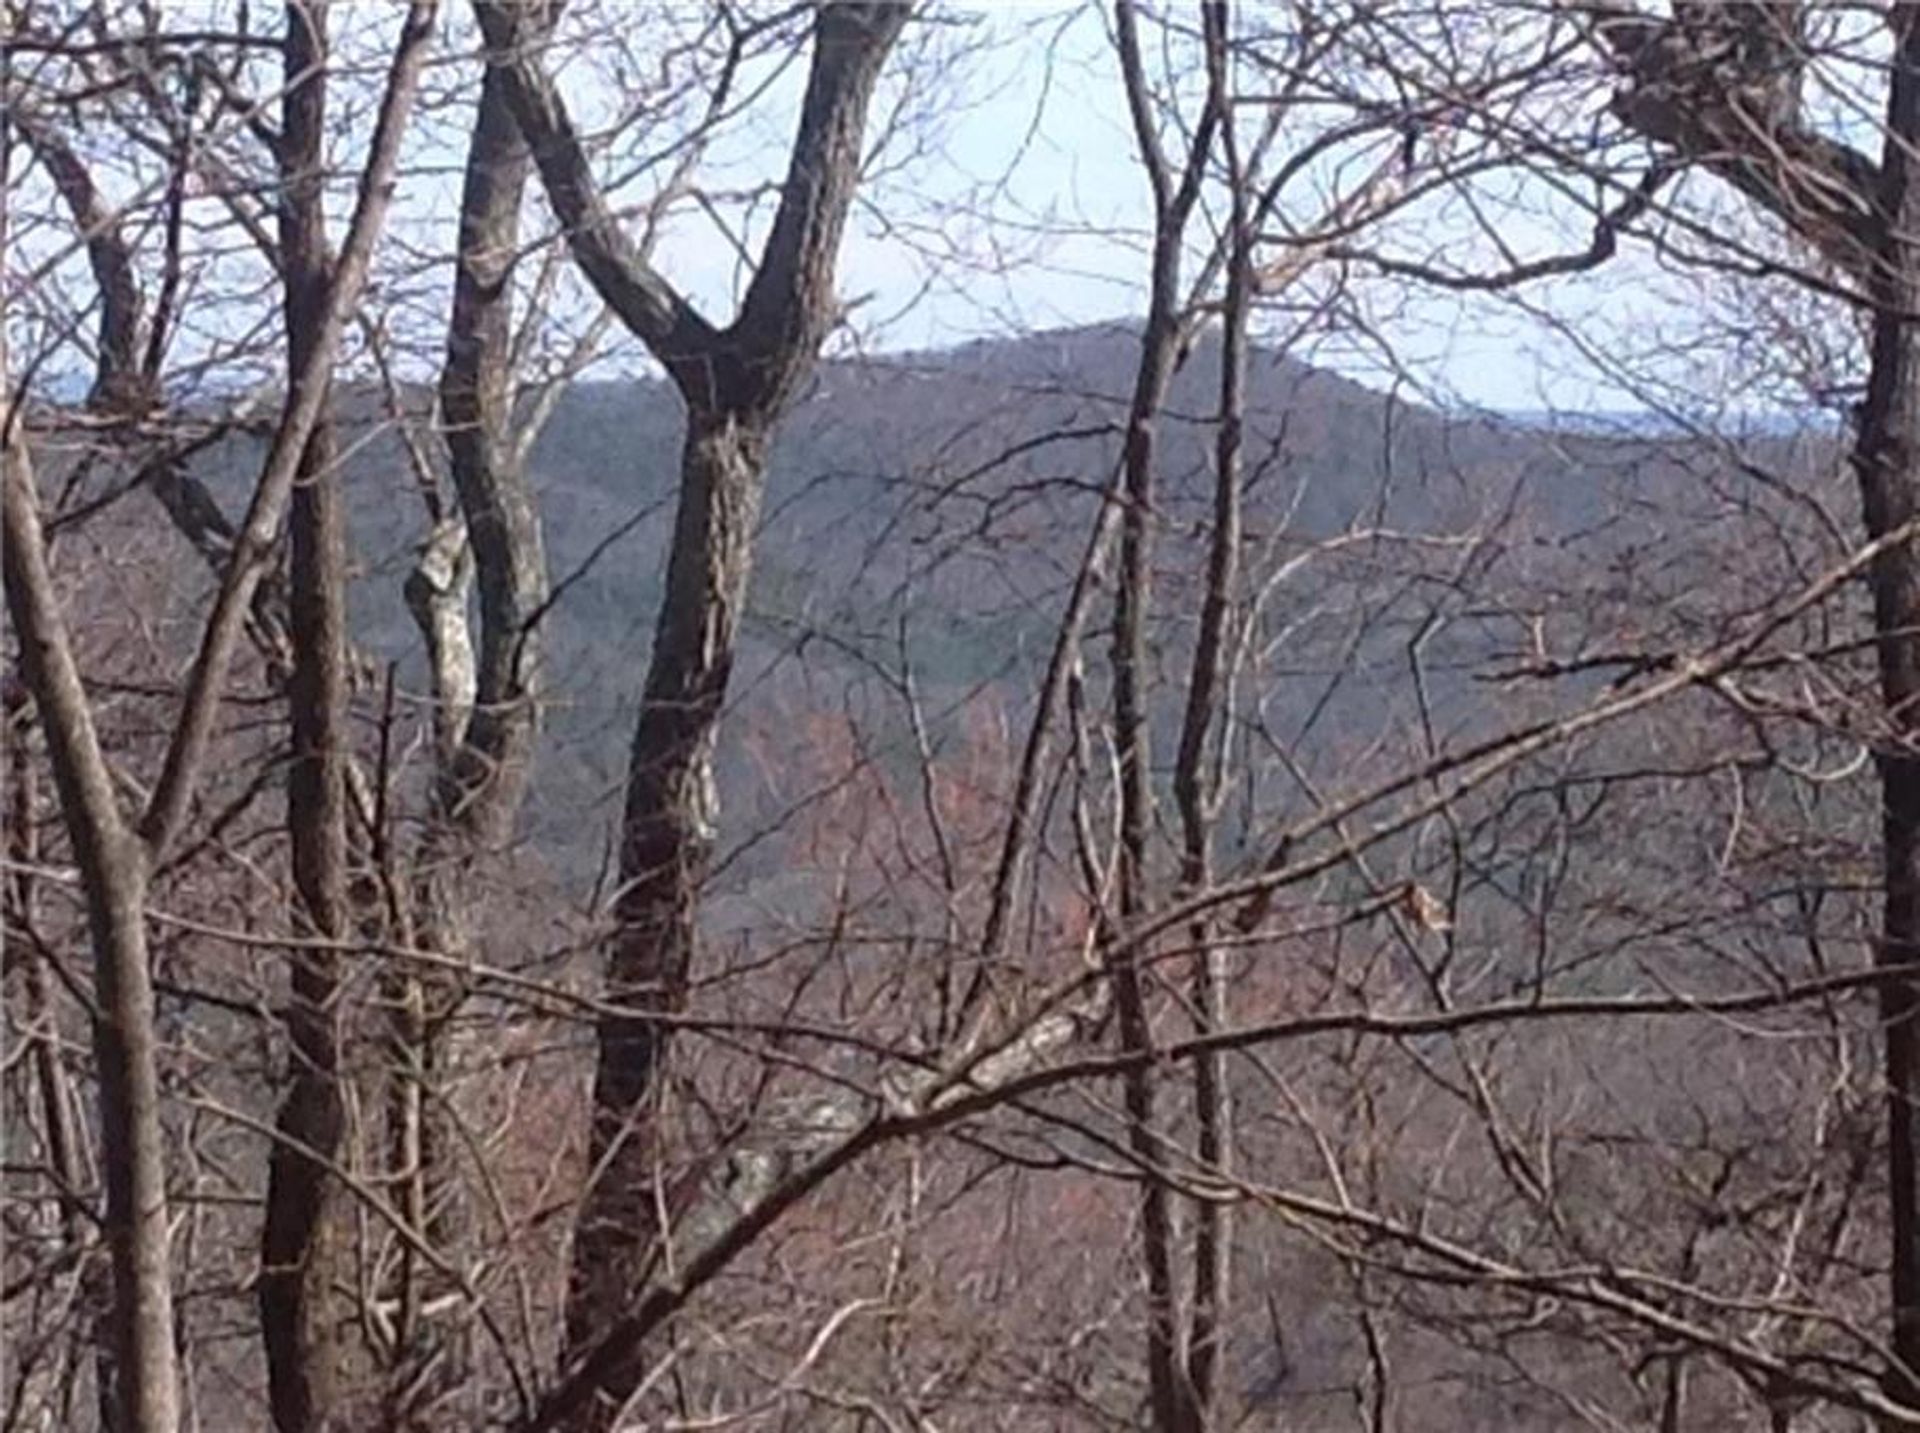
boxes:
[5,2,1919,1429]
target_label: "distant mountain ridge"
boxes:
[134,323,1843,861]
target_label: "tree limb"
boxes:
[1584,1,1879,279]
[137,0,441,857]
[470,0,725,392]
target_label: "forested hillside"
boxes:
[208,323,1823,871]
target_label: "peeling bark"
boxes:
[404,517,478,765]
[382,21,554,1421]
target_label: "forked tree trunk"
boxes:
[4,9,436,1430]
[476,5,906,1424]
[3,422,181,1433]
[2,57,182,1433]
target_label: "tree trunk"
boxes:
[1108,286,1194,1433]
[1107,7,1222,1424]
[476,8,904,1420]
[563,414,764,1381]
[1592,4,1920,1410]
[1175,16,1246,1413]
[5,10,436,1430]
[3,55,182,1433]
[260,6,353,1428]
[3,431,180,1433]
[382,23,553,1419]
[1853,7,1920,1411]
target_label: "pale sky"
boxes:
[551,2,1820,419]
[630,3,1654,413]
[13,2,1866,422]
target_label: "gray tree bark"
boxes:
[1594,0,1920,1412]
[3,409,181,1433]
[258,6,355,1429]
[383,17,556,1420]
[1850,9,1920,1408]
[1107,5,1221,1425]
[475,3,907,1424]
[1173,13,1246,1416]
[3,9,437,1429]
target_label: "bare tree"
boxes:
[20,4,1920,1430]
[3,6,439,1428]
[470,4,908,1422]
[1105,7,1224,1424]
[1850,12,1920,1407]
[1586,0,1920,1410]
[257,8,359,1430]
[379,7,560,1418]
